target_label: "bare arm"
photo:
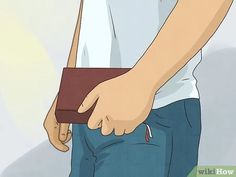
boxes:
[132,0,233,92]
[44,0,83,151]
[78,0,233,136]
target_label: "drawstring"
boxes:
[144,123,153,142]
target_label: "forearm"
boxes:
[132,0,233,92]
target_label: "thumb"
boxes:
[78,88,99,113]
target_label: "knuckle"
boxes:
[60,133,66,138]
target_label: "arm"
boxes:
[78,0,233,136]
[132,0,233,92]
[44,0,84,152]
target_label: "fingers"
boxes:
[124,127,136,134]
[64,130,72,143]
[87,106,103,130]
[46,123,70,152]
[87,112,132,136]
[44,119,71,152]
[59,123,70,142]
[78,88,99,113]
[101,116,114,136]
[114,126,125,136]
[88,113,132,136]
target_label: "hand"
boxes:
[78,69,156,136]
[44,97,71,152]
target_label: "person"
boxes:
[44,0,233,176]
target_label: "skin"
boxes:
[43,0,83,152]
[44,0,233,152]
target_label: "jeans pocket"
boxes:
[183,98,202,135]
[123,122,156,145]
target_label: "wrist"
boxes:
[129,63,157,95]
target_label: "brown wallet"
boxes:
[55,67,131,124]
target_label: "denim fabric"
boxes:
[69,98,201,177]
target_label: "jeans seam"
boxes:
[183,100,193,128]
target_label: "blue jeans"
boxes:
[69,98,201,177]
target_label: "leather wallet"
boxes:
[55,67,131,124]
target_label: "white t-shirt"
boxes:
[76,0,202,109]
